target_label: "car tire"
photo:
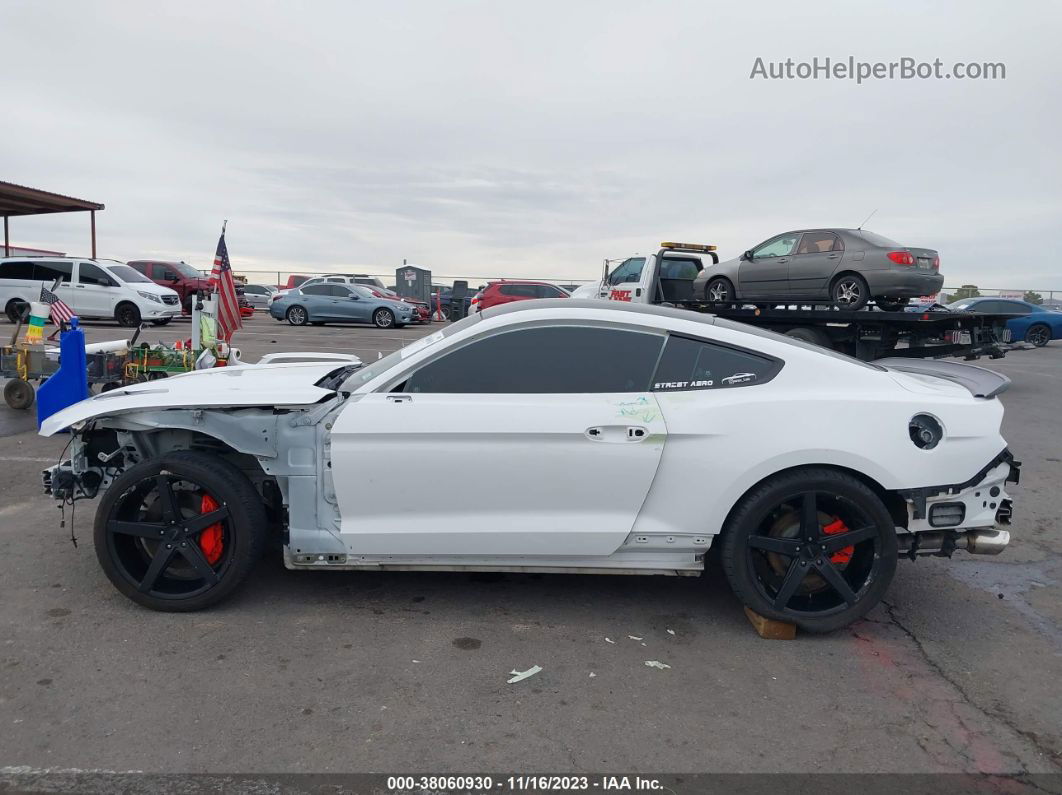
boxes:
[93,450,268,612]
[5,299,29,324]
[150,318,172,326]
[705,277,734,304]
[830,274,869,311]
[439,306,451,321]
[115,302,142,328]
[1025,323,1051,347]
[719,467,897,633]
[286,306,309,326]
[875,298,908,312]
[3,378,35,410]
[373,308,395,328]
[783,327,833,349]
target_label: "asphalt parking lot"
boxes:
[1,313,1061,782]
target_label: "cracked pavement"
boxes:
[0,316,1060,783]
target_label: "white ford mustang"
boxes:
[42,300,1018,632]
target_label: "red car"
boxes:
[369,287,430,323]
[470,280,569,312]
[128,260,212,314]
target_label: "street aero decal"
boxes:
[609,289,632,302]
[654,373,758,391]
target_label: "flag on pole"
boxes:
[209,223,242,342]
[40,283,75,325]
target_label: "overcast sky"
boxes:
[2,0,1059,289]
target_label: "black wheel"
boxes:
[6,300,29,324]
[4,378,35,410]
[150,318,172,326]
[720,468,897,633]
[116,302,142,327]
[373,308,395,328]
[783,327,833,349]
[101,381,123,392]
[875,298,908,312]
[439,306,451,321]
[94,451,267,612]
[1025,323,1051,347]
[705,277,734,303]
[286,306,308,326]
[830,274,869,311]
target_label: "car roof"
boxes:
[481,298,718,326]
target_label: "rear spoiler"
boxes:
[876,358,1011,398]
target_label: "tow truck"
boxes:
[583,242,1009,361]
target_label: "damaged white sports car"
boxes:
[42,300,1018,632]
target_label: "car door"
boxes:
[787,231,843,297]
[31,260,75,308]
[605,257,647,302]
[331,285,373,322]
[72,261,118,317]
[329,323,668,556]
[737,233,799,298]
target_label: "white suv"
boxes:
[0,257,182,327]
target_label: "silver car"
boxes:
[692,229,943,311]
[239,283,277,309]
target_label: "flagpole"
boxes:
[221,219,227,236]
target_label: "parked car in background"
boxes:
[284,274,312,290]
[127,260,210,313]
[470,280,570,313]
[946,297,1062,347]
[1,256,181,326]
[269,283,415,328]
[691,229,942,311]
[239,283,278,310]
[368,286,430,323]
[271,274,387,308]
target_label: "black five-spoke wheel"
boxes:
[721,468,897,632]
[94,451,267,611]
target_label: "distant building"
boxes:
[1,245,66,257]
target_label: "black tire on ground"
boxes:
[3,378,35,410]
[115,302,142,328]
[830,274,870,311]
[5,299,29,324]
[1025,323,1051,347]
[286,306,309,326]
[150,318,172,326]
[719,467,898,633]
[783,327,834,349]
[439,306,451,321]
[93,450,268,612]
[875,298,908,312]
[373,308,395,328]
[705,277,735,303]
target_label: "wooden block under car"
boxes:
[744,606,796,640]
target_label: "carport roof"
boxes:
[0,180,104,216]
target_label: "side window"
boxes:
[752,235,799,259]
[652,335,781,391]
[160,267,178,281]
[326,277,345,283]
[77,262,115,286]
[536,285,566,298]
[796,232,841,255]
[128,262,149,276]
[659,258,701,279]
[0,260,37,280]
[998,301,1032,315]
[607,257,646,285]
[499,284,539,298]
[301,284,332,296]
[328,285,354,297]
[243,285,264,295]
[33,260,73,283]
[403,325,664,394]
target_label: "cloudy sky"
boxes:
[2,0,1059,289]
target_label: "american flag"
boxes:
[209,225,242,342]
[40,283,75,325]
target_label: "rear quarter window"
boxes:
[652,334,782,391]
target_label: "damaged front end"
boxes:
[896,448,1020,559]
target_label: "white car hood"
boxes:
[40,361,344,437]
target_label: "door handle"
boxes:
[827,253,840,259]
[585,425,649,442]
[386,394,412,403]
[778,258,789,263]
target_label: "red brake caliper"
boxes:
[822,517,853,565]
[198,494,224,565]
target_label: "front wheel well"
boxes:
[718,463,908,538]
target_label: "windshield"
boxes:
[341,313,482,390]
[109,264,155,284]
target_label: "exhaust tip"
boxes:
[966,529,1010,555]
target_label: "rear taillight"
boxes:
[887,251,915,266]
[933,256,940,269]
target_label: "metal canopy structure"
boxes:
[0,180,105,258]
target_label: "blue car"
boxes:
[946,297,1062,347]
[269,283,415,328]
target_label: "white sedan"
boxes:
[41,300,1018,631]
